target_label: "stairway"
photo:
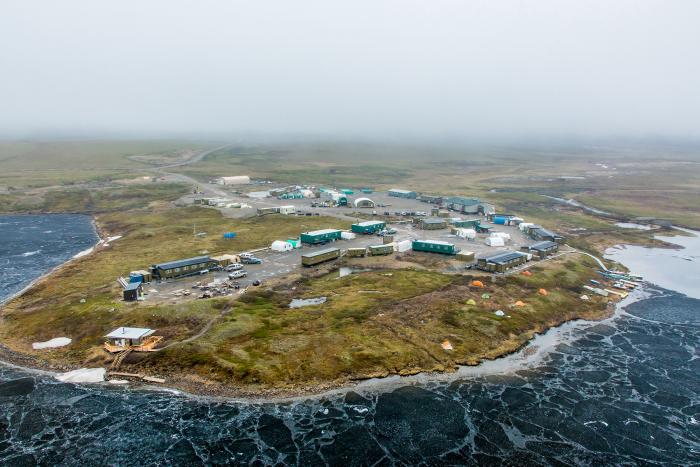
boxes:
[110,348,133,370]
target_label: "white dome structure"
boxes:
[353,197,375,208]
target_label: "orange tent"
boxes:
[514,300,526,307]
[538,288,549,296]
[521,270,532,276]
[471,280,484,288]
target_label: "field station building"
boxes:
[477,251,528,272]
[369,244,393,256]
[149,256,218,280]
[351,220,386,234]
[216,175,250,185]
[123,282,143,302]
[388,188,417,199]
[301,248,340,266]
[412,240,457,255]
[524,241,559,259]
[420,218,448,230]
[300,229,342,244]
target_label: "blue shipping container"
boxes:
[492,216,507,225]
[129,273,143,283]
[223,232,237,239]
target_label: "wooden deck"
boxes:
[103,336,163,353]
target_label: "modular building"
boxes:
[149,256,218,280]
[456,250,475,262]
[300,229,343,244]
[476,251,528,273]
[476,222,494,233]
[388,188,417,199]
[301,248,341,266]
[347,247,367,257]
[257,207,278,216]
[123,282,143,301]
[446,196,481,214]
[368,244,394,256]
[278,205,296,215]
[531,228,565,244]
[419,194,443,204]
[451,218,480,228]
[523,240,559,259]
[351,220,386,234]
[412,240,457,255]
[420,218,447,230]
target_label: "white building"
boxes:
[278,205,296,215]
[217,176,251,185]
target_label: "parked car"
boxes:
[198,269,209,275]
[241,257,262,264]
[228,270,248,279]
[385,228,397,234]
[239,253,254,259]
[252,280,261,286]
[225,263,243,272]
[384,211,391,216]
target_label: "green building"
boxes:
[351,220,386,234]
[368,244,393,256]
[450,218,480,228]
[412,240,457,255]
[419,218,447,230]
[300,229,343,244]
[301,248,341,266]
[361,188,373,194]
[149,256,218,280]
[341,189,354,195]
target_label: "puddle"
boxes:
[338,267,371,278]
[289,297,327,308]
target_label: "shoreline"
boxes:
[0,299,617,402]
[0,214,667,402]
[0,213,102,307]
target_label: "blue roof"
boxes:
[124,282,142,291]
[153,256,212,270]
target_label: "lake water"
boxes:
[1,215,699,465]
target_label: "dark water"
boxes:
[1,216,699,465]
[0,214,98,303]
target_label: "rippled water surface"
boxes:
[0,214,98,304]
[1,215,699,465]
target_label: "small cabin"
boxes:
[123,282,143,302]
[104,327,163,353]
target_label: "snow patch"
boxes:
[55,368,106,383]
[32,337,71,349]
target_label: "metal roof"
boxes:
[105,327,154,340]
[356,220,384,227]
[447,196,480,205]
[413,239,454,246]
[153,256,212,271]
[302,247,339,258]
[422,218,447,224]
[533,228,561,238]
[124,282,142,291]
[304,228,341,236]
[481,250,527,264]
[529,241,558,251]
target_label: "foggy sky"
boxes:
[1,1,699,141]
